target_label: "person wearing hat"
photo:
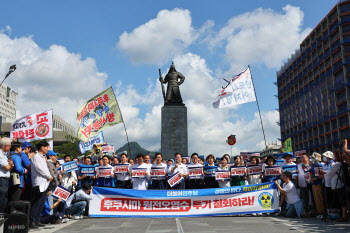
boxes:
[46,150,61,189]
[320,151,335,212]
[309,152,325,218]
[20,141,34,201]
[263,156,281,183]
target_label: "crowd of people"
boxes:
[0,137,349,230]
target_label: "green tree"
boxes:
[54,135,90,158]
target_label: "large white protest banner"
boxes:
[213,67,256,109]
[11,110,53,142]
[90,182,279,217]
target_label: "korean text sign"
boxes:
[52,185,71,201]
[79,132,104,154]
[11,110,53,142]
[77,87,123,142]
[89,182,279,217]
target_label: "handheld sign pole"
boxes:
[248,65,267,149]
[111,88,132,157]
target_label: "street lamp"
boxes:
[1,64,16,86]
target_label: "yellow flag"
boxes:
[77,87,122,142]
[281,137,292,153]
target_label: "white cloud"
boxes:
[0,33,107,125]
[116,8,196,65]
[209,5,312,70]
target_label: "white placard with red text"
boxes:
[52,185,71,201]
[188,166,203,179]
[247,165,264,175]
[265,167,281,176]
[89,182,279,217]
[230,167,246,177]
[98,167,113,177]
[11,110,53,142]
[215,171,230,181]
[168,172,184,188]
[132,168,147,179]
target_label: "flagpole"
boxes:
[248,65,267,149]
[111,87,132,157]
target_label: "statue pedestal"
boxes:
[161,105,188,160]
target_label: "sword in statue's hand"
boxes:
[159,69,166,101]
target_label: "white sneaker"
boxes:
[62,219,68,223]
[257,213,263,216]
[72,216,80,220]
[316,214,323,219]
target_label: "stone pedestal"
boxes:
[161,105,188,160]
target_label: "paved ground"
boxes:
[28,216,350,233]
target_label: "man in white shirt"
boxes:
[0,137,13,214]
[132,154,150,190]
[30,141,53,229]
[275,171,303,218]
[115,153,132,189]
[149,153,167,189]
[66,183,93,220]
[168,153,188,189]
[187,153,204,189]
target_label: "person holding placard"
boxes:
[231,156,246,187]
[78,157,96,187]
[217,156,230,188]
[204,154,218,188]
[149,153,167,189]
[187,153,204,189]
[262,156,281,183]
[246,156,263,185]
[309,153,325,218]
[40,186,64,224]
[132,154,150,190]
[96,155,114,187]
[275,171,303,218]
[297,153,312,214]
[115,153,132,189]
[168,153,188,189]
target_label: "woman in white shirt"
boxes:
[246,156,262,185]
[217,157,230,188]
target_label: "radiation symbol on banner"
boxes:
[227,135,236,146]
[258,192,274,210]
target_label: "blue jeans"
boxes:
[66,201,87,216]
[283,199,303,218]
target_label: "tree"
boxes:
[54,135,90,158]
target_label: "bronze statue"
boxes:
[159,62,185,105]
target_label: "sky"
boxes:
[0,0,340,156]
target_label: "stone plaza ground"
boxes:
[30,216,350,233]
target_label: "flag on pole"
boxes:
[281,137,293,153]
[213,67,256,109]
[77,87,122,142]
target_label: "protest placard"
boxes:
[314,166,323,177]
[52,185,71,201]
[247,165,264,175]
[150,167,166,179]
[61,161,79,173]
[230,167,246,177]
[131,168,147,179]
[167,172,184,188]
[282,165,298,176]
[188,166,203,179]
[114,164,130,174]
[97,167,113,177]
[102,144,114,156]
[305,171,311,182]
[79,165,96,176]
[11,110,53,142]
[215,171,230,181]
[79,132,104,154]
[294,150,306,158]
[204,166,217,177]
[265,167,281,176]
